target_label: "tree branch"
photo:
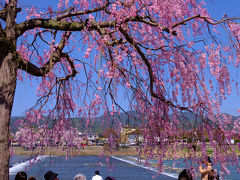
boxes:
[171,14,201,29]
[56,1,111,20]
[16,19,84,37]
[16,18,115,37]
[57,53,78,81]
[17,32,71,76]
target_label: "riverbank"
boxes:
[12,144,240,158]
[12,146,140,156]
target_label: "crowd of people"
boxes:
[15,156,219,180]
[14,170,114,180]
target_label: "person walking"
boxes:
[92,170,103,180]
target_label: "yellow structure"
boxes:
[120,126,142,144]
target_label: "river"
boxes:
[9,155,239,180]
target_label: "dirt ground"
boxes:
[12,144,239,159]
[12,145,140,156]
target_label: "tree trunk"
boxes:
[0,51,17,179]
[0,1,18,179]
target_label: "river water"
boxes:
[9,155,239,180]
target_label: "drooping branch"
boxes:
[119,28,155,93]
[119,27,193,112]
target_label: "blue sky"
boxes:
[11,0,240,116]
[204,0,240,116]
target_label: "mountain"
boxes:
[173,111,240,130]
[10,116,25,133]
[10,111,142,134]
[70,110,142,133]
[10,111,240,134]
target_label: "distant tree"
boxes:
[1,0,240,179]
